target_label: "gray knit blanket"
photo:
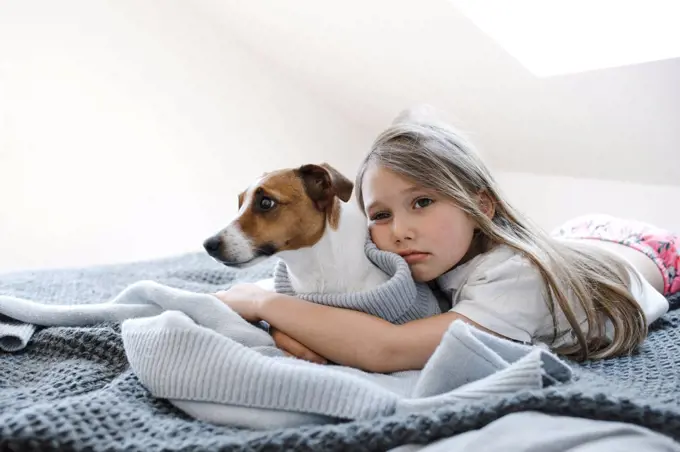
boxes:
[1,252,679,451]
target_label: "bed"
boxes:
[1,251,679,451]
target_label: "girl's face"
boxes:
[361,164,478,282]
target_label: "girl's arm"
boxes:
[256,291,489,373]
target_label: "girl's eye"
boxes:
[414,198,434,209]
[370,212,391,221]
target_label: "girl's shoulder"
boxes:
[437,244,539,292]
[437,244,551,344]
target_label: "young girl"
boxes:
[216,112,676,371]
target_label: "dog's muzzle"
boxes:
[203,226,277,267]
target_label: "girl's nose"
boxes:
[391,217,415,243]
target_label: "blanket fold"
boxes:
[0,280,274,351]
[0,315,36,352]
[0,276,571,430]
[121,300,571,428]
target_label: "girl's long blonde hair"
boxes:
[355,107,647,361]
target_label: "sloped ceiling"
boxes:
[203,0,679,185]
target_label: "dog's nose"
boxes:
[203,236,223,256]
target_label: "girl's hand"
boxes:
[214,285,328,364]
[214,283,269,322]
[271,328,328,365]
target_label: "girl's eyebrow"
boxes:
[365,201,381,212]
[366,187,423,212]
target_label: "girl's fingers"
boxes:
[272,328,328,364]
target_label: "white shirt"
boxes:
[436,244,669,347]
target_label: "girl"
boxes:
[216,112,676,371]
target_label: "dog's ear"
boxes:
[297,163,354,211]
[320,163,353,202]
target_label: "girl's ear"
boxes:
[477,192,496,220]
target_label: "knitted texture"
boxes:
[121,307,567,427]
[1,252,679,451]
[0,316,35,352]
[0,276,567,428]
[273,238,441,323]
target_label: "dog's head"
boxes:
[203,163,354,267]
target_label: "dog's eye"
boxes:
[259,197,276,211]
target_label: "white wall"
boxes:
[206,0,680,186]
[0,0,371,273]
[495,171,680,234]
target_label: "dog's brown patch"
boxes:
[328,197,341,230]
[230,164,353,253]
[236,169,327,252]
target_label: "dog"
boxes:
[203,163,390,294]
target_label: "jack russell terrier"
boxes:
[203,163,390,294]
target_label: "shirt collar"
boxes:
[436,257,476,291]
[436,245,508,291]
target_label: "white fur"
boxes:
[275,199,390,294]
[221,223,256,264]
